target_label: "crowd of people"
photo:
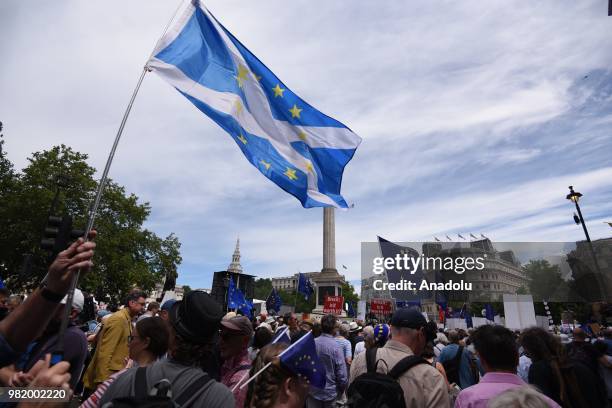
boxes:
[0,235,611,407]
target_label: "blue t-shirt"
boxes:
[335,336,352,359]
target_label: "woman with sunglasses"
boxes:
[80,316,169,407]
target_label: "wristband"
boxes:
[40,287,65,303]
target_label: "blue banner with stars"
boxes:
[279,331,326,388]
[228,277,251,318]
[149,1,361,208]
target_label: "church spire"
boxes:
[227,237,243,274]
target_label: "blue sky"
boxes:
[1,1,611,294]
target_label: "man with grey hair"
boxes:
[438,329,479,389]
[349,308,449,407]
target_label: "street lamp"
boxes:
[566,185,606,300]
[566,186,591,242]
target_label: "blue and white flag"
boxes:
[149,1,361,208]
[279,332,326,388]
[297,273,314,301]
[228,277,251,317]
[266,288,282,315]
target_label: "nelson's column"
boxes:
[312,207,346,315]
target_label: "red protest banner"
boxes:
[323,296,344,314]
[370,298,393,315]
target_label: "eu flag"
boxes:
[485,304,495,322]
[228,277,251,318]
[279,332,326,388]
[297,273,314,301]
[347,301,356,318]
[148,1,361,208]
[266,288,282,315]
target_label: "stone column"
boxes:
[322,207,337,274]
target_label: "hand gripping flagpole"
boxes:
[52,0,186,364]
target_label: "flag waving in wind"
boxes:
[266,288,282,315]
[148,1,361,208]
[297,273,314,301]
[228,277,251,317]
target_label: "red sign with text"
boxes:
[323,296,344,314]
[370,299,393,315]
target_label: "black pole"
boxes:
[573,199,592,243]
[567,186,607,301]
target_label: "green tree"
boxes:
[279,288,315,314]
[182,285,192,295]
[523,260,571,301]
[254,278,273,300]
[0,145,182,303]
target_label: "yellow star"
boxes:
[237,134,247,145]
[284,167,298,181]
[234,99,243,115]
[260,160,271,170]
[289,104,302,119]
[272,84,285,98]
[297,130,307,141]
[235,64,249,88]
[306,162,314,173]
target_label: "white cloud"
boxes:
[1,0,611,290]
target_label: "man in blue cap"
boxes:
[349,308,449,407]
[159,299,177,322]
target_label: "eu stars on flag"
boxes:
[148,1,361,208]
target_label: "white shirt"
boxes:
[354,341,366,356]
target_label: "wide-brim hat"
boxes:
[169,290,223,344]
[349,321,362,332]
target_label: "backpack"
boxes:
[441,346,479,388]
[441,345,464,387]
[102,366,212,408]
[347,347,428,408]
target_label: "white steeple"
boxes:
[227,237,243,274]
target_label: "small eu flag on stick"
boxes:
[240,331,326,390]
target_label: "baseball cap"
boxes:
[161,299,177,311]
[169,291,223,344]
[61,288,84,312]
[221,315,254,336]
[390,308,427,329]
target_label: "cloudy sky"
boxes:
[2,1,611,293]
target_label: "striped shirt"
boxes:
[80,369,126,408]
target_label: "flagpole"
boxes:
[52,0,187,361]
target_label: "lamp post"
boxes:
[566,186,607,301]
